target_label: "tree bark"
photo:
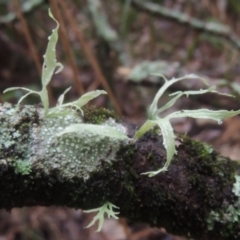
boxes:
[0,102,240,240]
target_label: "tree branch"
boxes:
[129,0,240,51]
[0,103,240,239]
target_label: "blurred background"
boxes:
[1,0,240,239]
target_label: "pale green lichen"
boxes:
[207,199,240,231]
[135,74,240,177]
[57,123,129,141]
[84,201,119,232]
[31,109,129,180]
[102,118,127,135]
[233,175,240,197]
[48,90,107,117]
[3,10,106,118]
[3,9,63,116]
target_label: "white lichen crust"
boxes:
[206,174,240,231]
[0,103,39,175]
[32,109,129,180]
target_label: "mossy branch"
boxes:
[0,103,240,239]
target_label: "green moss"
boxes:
[82,106,119,124]
[11,159,31,175]
[181,135,233,183]
[181,135,213,158]
[178,135,240,238]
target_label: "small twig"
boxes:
[58,0,122,116]
[0,30,29,56]
[87,79,101,92]
[13,0,41,75]
[119,218,131,240]
[130,0,240,51]
[49,0,85,95]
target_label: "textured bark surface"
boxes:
[0,103,240,240]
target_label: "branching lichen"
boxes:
[135,74,240,177]
[3,9,63,116]
[84,201,119,232]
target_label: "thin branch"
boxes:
[49,0,85,95]
[58,0,122,116]
[13,0,41,75]
[130,0,240,51]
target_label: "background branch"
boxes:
[130,0,240,51]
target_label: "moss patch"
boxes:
[82,106,119,124]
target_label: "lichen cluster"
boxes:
[32,109,129,180]
[0,103,38,175]
[206,175,240,236]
